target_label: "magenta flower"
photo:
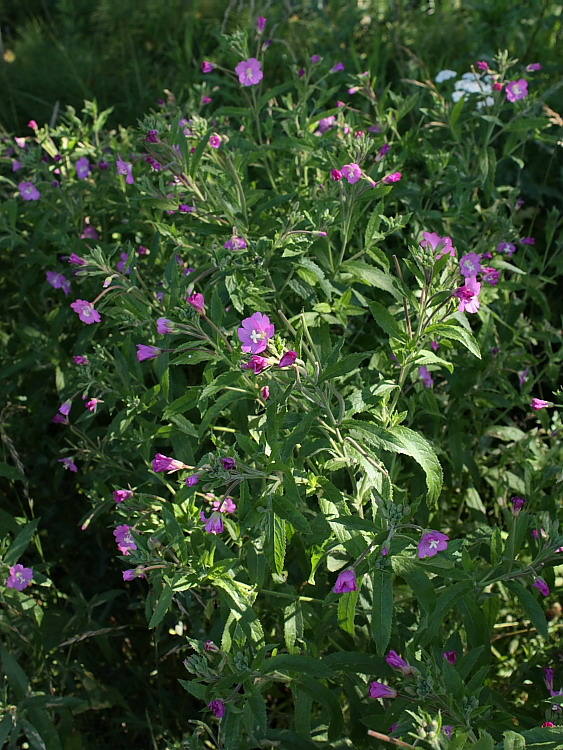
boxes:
[526,62,542,72]
[242,355,271,374]
[80,225,99,241]
[52,413,67,425]
[152,453,187,473]
[331,62,345,72]
[377,143,391,160]
[369,681,397,699]
[421,232,456,259]
[483,267,500,286]
[157,318,174,335]
[506,79,528,102]
[261,385,270,400]
[533,578,550,596]
[418,531,449,558]
[146,129,159,143]
[331,169,342,181]
[257,16,267,32]
[202,60,214,73]
[179,204,196,213]
[123,567,145,581]
[85,398,102,412]
[212,497,237,514]
[459,252,482,277]
[544,668,555,691]
[46,271,71,295]
[114,489,133,503]
[519,368,530,386]
[202,95,213,104]
[12,160,23,172]
[185,474,200,487]
[58,457,78,472]
[238,312,275,354]
[208,699,225,718]
[279,351,297,368]
[201,511,224,534]
[58,400,72,416]
[431,340,439,351]
[521,236,536,245]
[477,61,489,71]
[454,276,481,314]
[443,651,458,665]
[311,54,321,63]
[532,398,550,410]
[443,726,453,738]
[70,299,101,324]
[221,457,236,470]
[341,163,362,184]
[333,569,357,593]
[419,366,433,388]
[116,252,131,274]
[386,650,415,676]
[510,496,526,515]
[19,181,41,201]
[205,640,219,652]
[383,171,402,184]
[224,236,247,250]
[69,253,87,266]
[209,134,222,149]
[497,241,516,255]
[113,524,137,555]
[318,116,336,133]
[188,292,205,312]
[235,57,263,86]
[73,355,89,365]
[76,157,91,180]
[137,344,162,362]
[6,564,34,591]
[117,155,134,184]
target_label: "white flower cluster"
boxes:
[435,70,494,109]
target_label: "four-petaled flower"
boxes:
[6,564,34,591]
[333,569,357,593]
[383,171,402,184]
[238,312,275,354]
[543,667,555,691]
[208,699,225,718]
[443,651,458,665]
[212,497,237,514]
[137,344,162,362]
[46,271,71,295]
[482,267,500,286]
[157,318,174,335]
[152,453,188,473]
[318,116,336,134]
[123,567,145,581]
[532,398,550,410]
[113,524,137,555]
[386,650,416,676]
[418,530,449,558]
[506,79,528,102]
[460,252,482,277]
[497,242,516,255]
[419,366,434,389]
[70,299,101,324]
[257,16,267,32]
[526,63,542,72]
[114,489,133,503]
[331,62,345,72]
[341,163,362,184]
[533,577,550,597]
[224,236,247,250]
[279,351,297,368]
[85,397,102,412]
[76,157,91,180]
[200,510,224,534]
[58,457,78,472]
[117,155,134,184]
[188,293,205,312]
[235,58,263,86]
[510,496,526,515]
[186,474,200,487]
[19,181,41,200]
[209,134,222,149]
[261,385,270,400]
[242,355,271,374]
[202,60,214,73]
[421,232,456,259]
[73,355,89,365]
[221,457,236,470]
[69,253,87,266]
[369,681,397,699]
[331,169,342,181]
[454,276,481,314]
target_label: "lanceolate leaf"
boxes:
[371,569,393,655]
[504,581,548,638]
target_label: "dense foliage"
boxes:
[1,2,562,748]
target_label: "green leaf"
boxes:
[264,654,334,679]
[318,352,372,383]
[338,585,360,635]
[472,731,495,750]
[418,581,473,646]
[341,261,402,300]
[502,731,526,750]
[279,409,320,462]
[278,474,312,534]
[148,582,174,629]
[504,117,550,132]
[267,511,287,575]
[4,518,40,566]
[284,600,303,654]
[504,580,548,638]
[371,570,393,655]
[297,676,344,742]
[367,300,405,340]
[171,350,217,366]
[1,647,29,700]
[426,323,481,359]
[0,461,24,481]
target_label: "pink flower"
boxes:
[116,252,131,274]
[69,253,87,266]
[235,57,263,86]
[212,497,237,514]
[443,651,458,665]
[333,569,357,593]
[202,60,214,73]
[421,232,456,259]
[238,312,275,354]
[506,79,528,102]
[224,236,247,250]
[53,412,67,424]
[201,511,224,534]
[257,16,267,32]
[331,62,345,72]
[532,398,550,410]
[454,276,481,314]
[510,496,526,515]
[73,355,89,365]
[369,681,397,699]
[521,236,535,245]
[12,160,23,172]
[477,61,489,71]
[279,351,297,368]
[85,398,102,412]
[386,650,415,676]
[526,63,542,72]
[19,181,41,200]
[58,457,78,472]
[136,345,162,362]
[318,116,336,133]
[188,293,205,312]
[113,524,137,555]
[152,453,187,473]
[533,577,550,596]
[123,567,145,581]
[80,225,99,240]
[331,169,342,181]
[114,489,133,503]
[46,271,71,295]
[341,163,362,184]
[186,474,200,487]
[58,400,72,416]
[28,119,38,130]
[75,157,91,180]
[70,299,101,324]
[493,81,504,91]
[208,699,225,718]
[261,385,270,400]
[157,318,174,335]
[418,531,449,558]
[482,267,500,286]
[242,355,271,374]
[497,242,516,255]
[419,366,433,388]
[543,722,555,728]
[383,171,402,184]
[459,252,482,277]
[431,340,439,351]
[311,54,321,63]
[209,134,222,149]
[116,155,134,184]
[6,564,34,591]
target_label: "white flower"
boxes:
[435,69,457,83]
